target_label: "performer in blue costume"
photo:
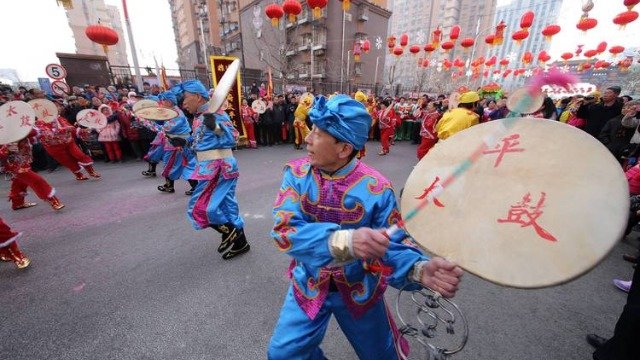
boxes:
[155,90,198,195]
[141,95,165,177]
[174,79,250,260]
[268,95,463,359]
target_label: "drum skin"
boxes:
[29,99,58,123]
[401,118,628,288]
[0,101,35,144]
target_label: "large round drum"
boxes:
[401,118,628,288]
[0,101,35,144]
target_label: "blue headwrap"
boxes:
[171,80,209,100]
[145,95,160,102]
[158,91,177,105]
[308,95,371,150]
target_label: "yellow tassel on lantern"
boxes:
[342,0,350,11]
[271,18,279,27]
[354,54,361,62]
[288,14,296,23]
[312,7,321,18]
[102,44,109,54]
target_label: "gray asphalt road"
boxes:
[0,142,636,360]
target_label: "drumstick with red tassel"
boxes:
[366,69,577,276]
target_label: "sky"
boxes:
[0,0,178,83]
[1,0,639,83]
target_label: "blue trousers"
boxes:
[186,174,244,230]
[268,285,402,360]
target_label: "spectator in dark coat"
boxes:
[577,86,624,138]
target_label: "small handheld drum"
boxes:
[0,101,36,144]
[506,88,544,114]
[76,109,108,130]
[29,99,58,123]
[251,99,266,114]
[134,107,179,121]
[401,118,627,288]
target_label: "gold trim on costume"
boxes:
[196,149,233,162]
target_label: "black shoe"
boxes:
[157,185,175,193]
[215,226,239,253]
[586,334,607,349]
[142,171,156,177]
[222,243,250,260]
[623,254,638,263]
[185,189,194,196]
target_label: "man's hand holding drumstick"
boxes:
[351,227,463,298]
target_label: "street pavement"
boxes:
[0,142,636,360]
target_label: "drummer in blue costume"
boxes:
[267,95,464,359]
[155,90,198,195]
[141,95,165,177]
[174,79,250,260]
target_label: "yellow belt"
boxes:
[166,134,189,139]
[196,149,233,162]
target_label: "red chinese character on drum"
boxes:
[415,176,445,208]
[6,106,17,117]
[20,115,32,127]
[483,134,525,168]
[497,192,557,242]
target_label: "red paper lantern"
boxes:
[511,29,529,45]
[625,0,640,10]
[282,0,302,23]
[494,20,507,45]
[522,51,533,65]
[460,37,475,50]
[584,49,599,58]
[453,58,465,68]
[485,34,495,46]
[581,62,592,71]
[537,51,551,64]
[362,39,370,53]
[503,69,512,78]
[541,24,561,41]
[424,43,436,53]
[561,52,574,62]
[443,59,452,69]
[432,28,442,48]
[449,25,461,41]
[596,41,608,54]
[393,46,404,57]
[485,56,497,67]
[265,3,284,26]
[499,58,510,67]
[576,17,598,32]
[613,10,639,28]
[520,11,535,29]
[307,0,328,19]
[387,36,396,53]
[400,33,409,47]
[422,59,430,68]
[441,41,455,51]
[85,24,119,53]
[409,45,420,55]
[609,45,625,56]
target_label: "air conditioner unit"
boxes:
[358,7,369,21]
